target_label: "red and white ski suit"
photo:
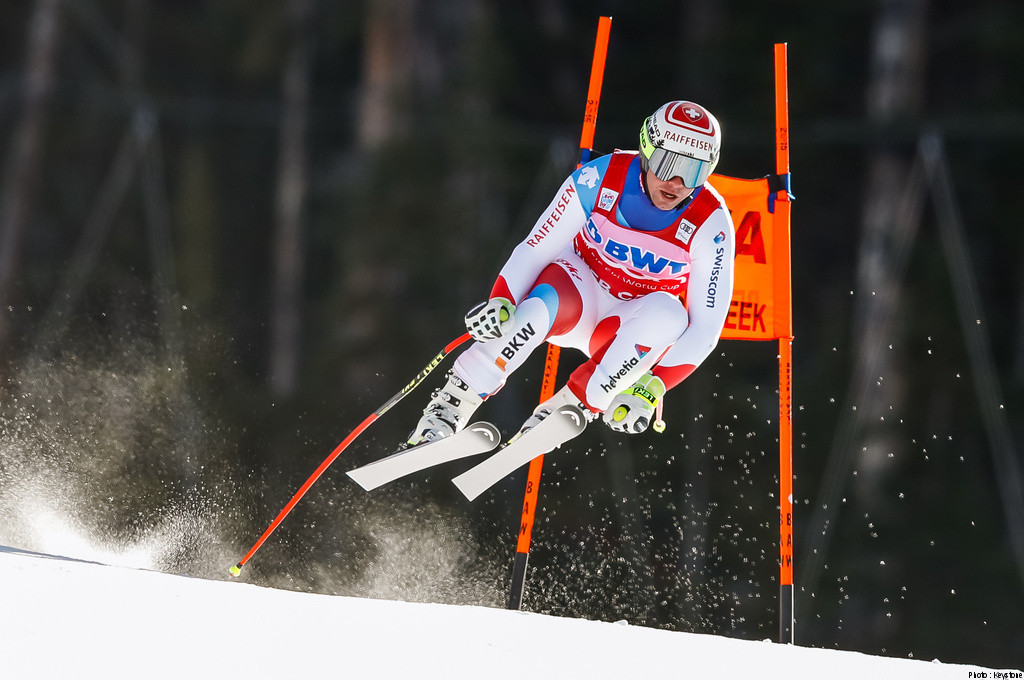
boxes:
[454,151,735,412]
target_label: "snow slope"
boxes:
[1,545,1015,680]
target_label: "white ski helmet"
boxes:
[639,100,722,188]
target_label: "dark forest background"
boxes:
[1,0,1022,670]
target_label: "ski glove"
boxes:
[465,297,516,342]
[603,372,666,434]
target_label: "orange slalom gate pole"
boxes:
[507,15,612,611]
[773,42,796,644]
[230,333,473,577]
[577,16,612,165]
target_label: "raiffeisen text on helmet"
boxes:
[661,130,714,156]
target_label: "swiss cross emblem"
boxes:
[683,106,702,121]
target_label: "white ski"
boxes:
[451,404,588,501]
[346,422,501,491]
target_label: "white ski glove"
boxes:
[465,297,516,342]
[603,372,666,434]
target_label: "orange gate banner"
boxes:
[709,173,793,342]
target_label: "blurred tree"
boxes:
[358,0,417,149]
[801,0,930,596]
[854,0,928,487]
[269,0,316,398]
[328,0,504,401]
[0,0,63,379]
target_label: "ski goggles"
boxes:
[639,120,715,188]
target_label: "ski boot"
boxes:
[515,384,595,439]
[407,371,483,447]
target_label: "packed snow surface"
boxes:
[2,545,1015,679]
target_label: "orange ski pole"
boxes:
[230,332,472,577]
[508,15,612,610]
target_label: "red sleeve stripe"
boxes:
[489,276,516,305]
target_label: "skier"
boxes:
[407,100,736,449]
